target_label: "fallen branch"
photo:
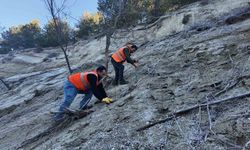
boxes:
[136,92,250,132]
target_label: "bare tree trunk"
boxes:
[153,0,161,17]
[105,32,111,71]
[60,45,72,73]
[0,78,10,90]
[44,0,72,74]
[113,0,123,28]
[104,0,124,72]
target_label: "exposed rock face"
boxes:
[0,0,250,149]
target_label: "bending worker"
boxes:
[54,66,112,121]
[111,42,139,85]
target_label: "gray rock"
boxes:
[1,0,250,149]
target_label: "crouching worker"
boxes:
[54,66,112,121]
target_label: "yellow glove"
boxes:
[102,97,113,104]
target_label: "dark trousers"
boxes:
[111,58,125,82]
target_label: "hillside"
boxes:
[0,0,250,149]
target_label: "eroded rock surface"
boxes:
[0,0,250,149]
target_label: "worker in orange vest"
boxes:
[54,66,112,121]
[111,42,138,85]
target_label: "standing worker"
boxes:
[54,66,113,121]
[111,43,139,85]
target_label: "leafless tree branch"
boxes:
[43,0,72,73]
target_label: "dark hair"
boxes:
[131,44,138,50]
[96,65,107,72]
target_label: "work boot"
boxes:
[79,105,92,110]
[119,80,129,85]
[112,80,118,86]
[53,113,65,122]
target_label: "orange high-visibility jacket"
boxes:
[111,46,131,63]
[68,70,100,91]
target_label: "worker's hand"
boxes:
[133,63,139,68]
[102,97,113,104]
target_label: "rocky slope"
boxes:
[0,0,250,149]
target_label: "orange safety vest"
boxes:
[111,46,131,63]
[68,70,100,91]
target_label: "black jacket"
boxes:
[86,74,107,100]
[123,48,136,64]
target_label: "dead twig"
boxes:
[211,134,242,149]
[205,96,215,133]
[136,92,250,132]
[173,116,195,150]
[198,106,202,133]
